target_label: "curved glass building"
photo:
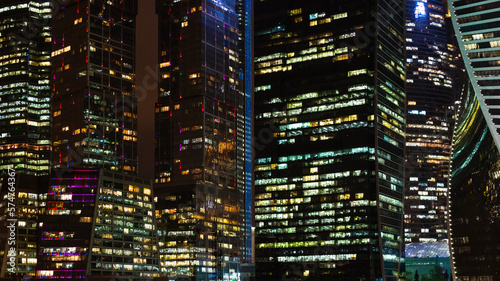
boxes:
[449,84,500,280]
[448,0,500,279]
[449,0,500,148]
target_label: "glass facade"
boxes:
[449,83,500,281]
[155,183,242,280]
[448,0,500,149]
[404,0,456,251]
[448,1,500,279]
[254,1,405,280]
[235,0,254,264]
[0,175,49,278]
[35,170,159,279]
[155,0,252,279]
[0,1,52,176]
[51,0,138,174]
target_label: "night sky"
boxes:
[136,0,157,180]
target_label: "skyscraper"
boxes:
[51,0,138,174]
[253,0,405,280]
[0,174,49,278]
[403,0,455,251]
[0,1,52,176]
[235,0,254,265]
[449,83,500,281]
[448,0,500,279]
[154,0,252,279]
[0,1,52,278]
[35,170,159,280]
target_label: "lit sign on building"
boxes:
[415,2,426,18]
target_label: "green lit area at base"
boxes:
[404,257,452,281]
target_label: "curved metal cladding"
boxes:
[450,83,500,280]
[448,0,500,151]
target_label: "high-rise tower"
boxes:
[0,1,52,176]
[0,1,52,278]
[154,0,252,279]
[35,170,159,280]
[51,0,138,174]
[448,0,500,279]
[253,0,406,280]
[403,0,456,251]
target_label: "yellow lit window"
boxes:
[319,18,331,24]
[289,8,302,16]
[79,217,92,223]
[160,61,170,68]
[51,46,71,57]
[348,69,367,77]
[333,12,348,20]
[335,54,349,61]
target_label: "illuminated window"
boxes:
[37,271,54,277]
[160,61,170,68]
[348,69,367,77]
[79,217,92,223]
[51,46,71,57]
[333,12,348,20]
[289,8,302,16]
